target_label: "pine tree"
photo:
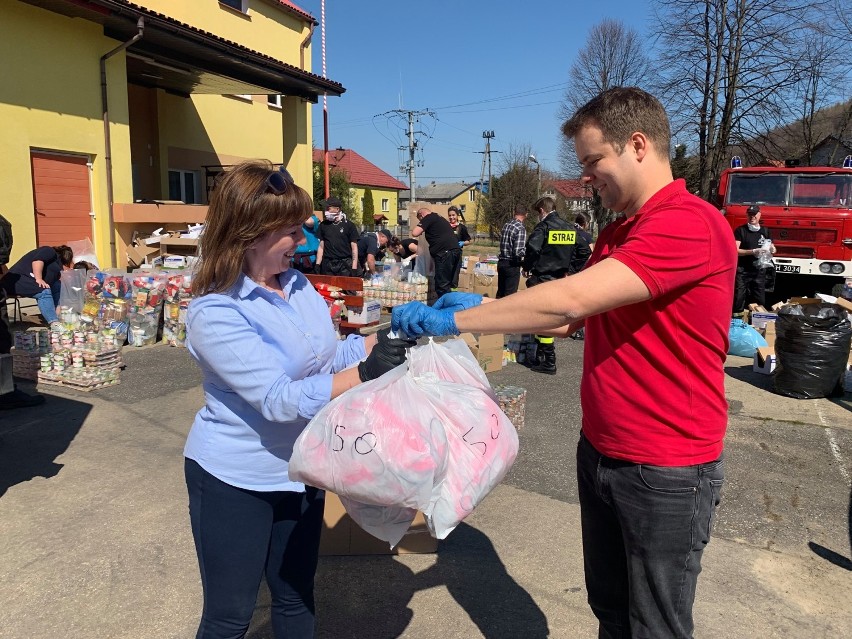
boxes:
[362,188,375,227]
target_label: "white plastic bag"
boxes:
[289,338,519,546]
[407,337,494,395]
[415,371,518,539]
[289,363,449,546]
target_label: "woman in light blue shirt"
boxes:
[184,161,412,639]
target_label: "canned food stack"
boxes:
[35,324,125,390]
[362,274,428,309]
[493,384,527,431]
[11,328,50,380]
[37,367,119,392]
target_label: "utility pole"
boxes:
[407,111,417,205]
[475,130,495,234]
[389,108,434,216]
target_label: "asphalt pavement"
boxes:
[1,338,851,638]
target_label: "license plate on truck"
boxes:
[776,264,800,273]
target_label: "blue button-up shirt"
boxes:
[184,270,366,491]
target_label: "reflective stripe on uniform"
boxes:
[548,230,576,244]
[535,335,555,344]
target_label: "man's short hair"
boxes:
[514,203,528,216]
[325,196,342,209]
[574,212,587,227]
[532,196,556,213]
[562,87,671,161]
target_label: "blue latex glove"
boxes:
[432,292,483,313]
[392,302,459,338]
[458,241,465,247]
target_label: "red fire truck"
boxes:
[717,156,852,297]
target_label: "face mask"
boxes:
[325,211,340,222]
[747,223,760,232]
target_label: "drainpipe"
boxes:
[299,22,314,70]
[101,16,144,268]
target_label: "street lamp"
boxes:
[528,154,541,197]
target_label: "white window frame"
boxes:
[267,94,283,108]
[381,198,389,212]
[469,189,476,201]
[230,94,252,102]
[168,169,201,204]
[219,0,248,14]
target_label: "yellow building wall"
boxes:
[347,187,401,226]
[137,0,312,70]
[1,0,315,268]
[155,93,313,194]
[0,0,132,266]
[450,187,484,231]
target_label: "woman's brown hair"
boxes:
[192,160,313,295]
[53,245,73,267]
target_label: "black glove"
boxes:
[358,328,416,382]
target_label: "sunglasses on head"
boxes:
[266,166,294,195]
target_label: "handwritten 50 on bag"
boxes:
[288,339,519,546]
[289,363,449,547]
[407,338,518,538]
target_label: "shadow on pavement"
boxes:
[246,522,549,639]
[0,387,91,498]
[724,363,774,392]
[807,542,852,571]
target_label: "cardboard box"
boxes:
[753,346,777,374]
[319,492,437,556]
[763,321,776,350]
[347,299,382,324]
[162,255,188,269]
[750,312,778,329]
[456,270,475,293]
[472,273,498,299]
[126,243,159,267]
[474,261,497,277]
[460,332,504,373]
[158,236,199,256]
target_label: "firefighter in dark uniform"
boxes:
[522,196,577,374]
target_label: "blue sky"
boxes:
[296,0,653,187]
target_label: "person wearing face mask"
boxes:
[521,196,577,374]
[315,196,359,277]
[733,205,776,313]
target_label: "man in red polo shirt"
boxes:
[392,87,737,638]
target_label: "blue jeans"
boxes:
[185,459,325,639]
[33,284,60,323]
[576,433,724,639]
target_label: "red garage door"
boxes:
[31,151,91,246]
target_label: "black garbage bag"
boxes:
[774,303,852,399]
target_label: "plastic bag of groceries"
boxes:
[289,362,449,546]
[407,336,494,394]
[289,338,519,546]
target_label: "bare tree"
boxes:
[557,19,652,176]
[651,0,836,198]
[481,144,539,237]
